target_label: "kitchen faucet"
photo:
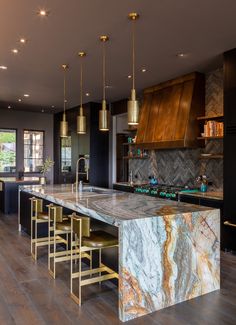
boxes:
[72,157,89,193]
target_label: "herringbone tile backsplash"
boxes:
[129,69,223,190]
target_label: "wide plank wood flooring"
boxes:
[0,213,235,325]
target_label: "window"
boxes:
[61,136,72,172]
[0,129,16,173]
[24,130,44,172]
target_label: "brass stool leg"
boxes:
[30,199,34,257]
[99,248,102,285]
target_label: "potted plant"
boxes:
[39,157,54,185]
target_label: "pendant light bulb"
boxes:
[77,52,87,134]
[127,12,140,126]
[99,35,110,131]
[60,64,69,137]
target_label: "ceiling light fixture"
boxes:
[24,94,29,97]
[8,105,11,109]
[38,9,49,17]
[127,12,140,126]
[20,38,27,44]
[176,53,188,58]
[12,49,18,54]
[0,66,7,70]
[99,35,110,132]
[60,64,69,137]
[85,93,90,97]
[51,105,55,108]
[77,52,86,135]
[18,99,22,102]
[41,109,44,113]
[142,68,146,72]
[127,75,132,79]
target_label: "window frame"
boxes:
[23,129,45,174]
[0,127,17,175]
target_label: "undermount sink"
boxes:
[81,187,114,195]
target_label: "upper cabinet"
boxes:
[136,72,205,149]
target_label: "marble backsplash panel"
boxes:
[129,68,223,190]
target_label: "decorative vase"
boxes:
[200,183,207,192]
[39,176,46,185]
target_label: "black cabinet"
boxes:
[54,102,109,188]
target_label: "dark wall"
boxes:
[223,48,236,251]
[54,102,109,187]
[0,108,54,182]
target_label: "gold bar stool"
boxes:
[48,205,74,279]
[70,213,119,305]
[29,197,52,260]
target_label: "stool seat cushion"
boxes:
[37,212,49,220]
[82,231,118,248]
[56,220,71,231]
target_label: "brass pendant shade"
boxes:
[99,35,110,131]
[99,100,109,131]
[128,89,139,125]
[127,13,140,125]
[77,52,87,134]
[60,64,69,137]
[77,107,86,134]
[60,113,68,137]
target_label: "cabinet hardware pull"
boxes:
[224,221,236,228]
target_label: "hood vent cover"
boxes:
[136,72,205,149]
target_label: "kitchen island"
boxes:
[19,184,220,322]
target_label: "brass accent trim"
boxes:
[100,35,109,42]
[224,221,236,228]
[128,12,140,20]
[78,52,86,57]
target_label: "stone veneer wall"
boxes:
[129,68,223,190]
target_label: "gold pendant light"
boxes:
[127,12,140,125]
[99,35,110,131]
[60,64,69,137]
[77,52,86,134]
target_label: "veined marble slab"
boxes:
[119,209,220,321]
[20,184,220,322]
[20,184,217,226]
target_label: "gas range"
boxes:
[134,184,190,201]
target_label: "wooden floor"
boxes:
[0,214,235,325]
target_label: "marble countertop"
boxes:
[20,184,216,226]
[0,177,39,183]
[179,191,223,201]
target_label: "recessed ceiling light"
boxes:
[51,105,55,108]
[38,9,49,17]
[41,109,44,113]
[20,38,27,44]
[141,68,146,72]
[23,94,29,97]
[85,93,90,97]
[12,49,19,54]
[127,75,132,79]
[8,105,11,109]
[176,53,188,58]
[0,65,7,70]
[18,98,22,102]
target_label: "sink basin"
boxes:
[82,187,114,195]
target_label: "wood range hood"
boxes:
[136,72,205,149]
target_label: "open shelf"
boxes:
[197,136,223,140]
[197,114,224,121]
[199,154,223,159]
[123,156,149,160]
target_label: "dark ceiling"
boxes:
[1,0,236,113]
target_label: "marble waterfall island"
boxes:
[19,184,220,322]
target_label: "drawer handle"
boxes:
[224,221,236,228]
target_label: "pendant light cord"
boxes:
[80,59,83,108]
[103,40,106,101]
[63,68,66,114]
[132,19,135,90]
